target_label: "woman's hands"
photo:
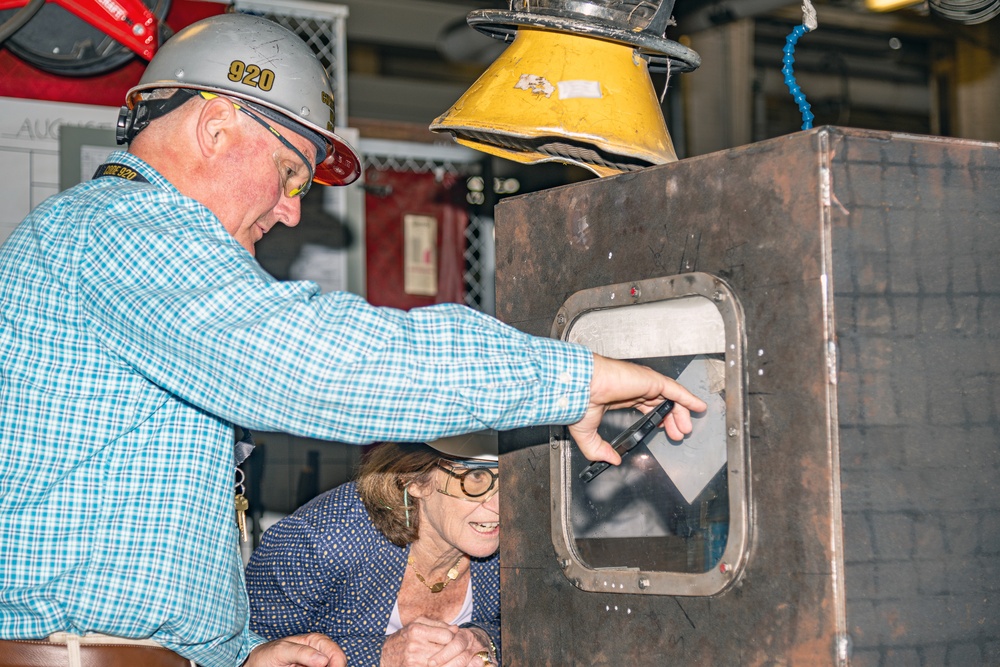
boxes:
[381,618,494,667]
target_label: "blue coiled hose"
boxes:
[782,24,814,130]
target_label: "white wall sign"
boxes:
[403,213,438,296]
[0,96,118,245]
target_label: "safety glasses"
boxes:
[435,460,499,502]
[199,92,315,198]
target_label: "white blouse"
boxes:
[385,579,474,634]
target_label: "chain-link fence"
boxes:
[233,0,349,129]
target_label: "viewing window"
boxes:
[550,273,748,596]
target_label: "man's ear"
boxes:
[195,95,239,157]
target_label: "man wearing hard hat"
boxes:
[0,13,705,667]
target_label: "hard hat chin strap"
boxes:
[116,89,198,145]
[116,88,329,165]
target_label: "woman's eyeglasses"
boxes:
[435,460,498,502]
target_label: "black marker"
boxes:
[579,398,675,483]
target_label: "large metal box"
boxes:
[494,127,1000,666]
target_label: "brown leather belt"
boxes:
[0,636,194,667]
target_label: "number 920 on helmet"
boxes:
[120,13,361,187]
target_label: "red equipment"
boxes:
[0,0,161,60]
[0,0,224,105]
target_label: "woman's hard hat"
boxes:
[428,430,499,465]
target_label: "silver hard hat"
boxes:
[125,13,360,186]
[428,430,498,464]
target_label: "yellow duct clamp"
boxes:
[430,27,678,178]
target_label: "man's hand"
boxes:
[570,354,709,463]
[244,634,346,667]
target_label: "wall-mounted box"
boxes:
[495,126,1000,666]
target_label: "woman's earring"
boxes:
[403,484,412,528]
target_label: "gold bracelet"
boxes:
[487,636,498,663]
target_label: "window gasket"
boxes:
[549,272,750,597]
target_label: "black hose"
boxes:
[0,0,45,47]
[929,0,1000,24]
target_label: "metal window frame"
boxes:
[549,271,751,597]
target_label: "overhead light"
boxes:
[864,0,924,12]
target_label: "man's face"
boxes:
[223,111,318,256]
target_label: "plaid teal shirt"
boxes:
[0,151,592,667]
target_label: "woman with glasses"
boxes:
[246,433,501,667]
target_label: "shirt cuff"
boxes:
[526,335,593,425]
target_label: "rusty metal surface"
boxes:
[829,132,1000,666]
[494,127,1000,666]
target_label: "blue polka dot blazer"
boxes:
[245,482,501,666]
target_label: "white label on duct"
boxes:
[558,80,603,99]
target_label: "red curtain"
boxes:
[364,167,468,310]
